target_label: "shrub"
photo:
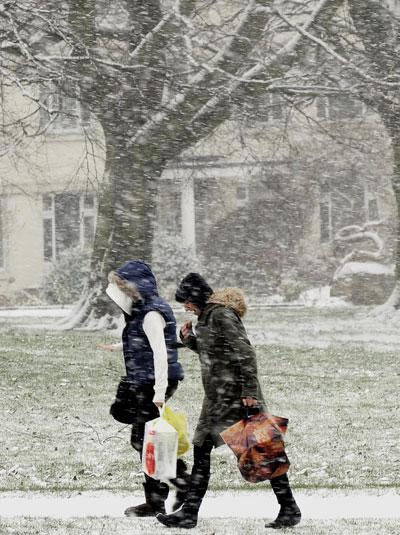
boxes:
[278,270,309,302]
[152,231,202,299]
[41,247,91,305]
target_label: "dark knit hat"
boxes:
[175,273,213,308]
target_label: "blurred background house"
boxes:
[0,82,396,305]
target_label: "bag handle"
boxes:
[158,402,168,417]
[244,405,261,420]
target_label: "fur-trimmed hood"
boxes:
[108,260,158,303]
[207,287,247,318]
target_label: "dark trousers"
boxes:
[129,379,188,496]
[130,379,178,452]
[184,436,214,512]
[184,434,296,514]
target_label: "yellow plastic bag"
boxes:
[163,405,190,456]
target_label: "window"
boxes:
[43,192,97,262]
[365,187,380,221]
[163,190,181,234]
[320,197,332,243]
[240,93,284,123]
[0,199,4,269]
[368,198,379,221]
[316,97,329,119]
[316,95,364,120]
[81,193,97,248]
[330,95,363,120]
[39,82,91,132]
[236,185,249,207]
[268,94,284,121]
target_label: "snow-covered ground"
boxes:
[1,298,400,527]
[246,310,400,352]
[1,489,399,519]
[1,293,400,353]
[0,306,72,318]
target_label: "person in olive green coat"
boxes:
[156,273,301,530]
[182,286,267,448]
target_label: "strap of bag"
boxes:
[244,405,261,419]
[158,402,168,417]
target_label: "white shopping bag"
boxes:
[142,408,178,480]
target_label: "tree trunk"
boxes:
[390,135,400,284]
[347,0,400,315]
[59,132,163,329]
[367,112,400,316]
[378,127,400,312]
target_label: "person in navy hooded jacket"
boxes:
[103,260,188,517]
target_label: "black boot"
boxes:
[156,462,202,528]
[170,459,191,512]
[156,505,198,529]
[266,502,301,529]
[157,437,213,529]
[125,480,169,517]
[266,474,301,529]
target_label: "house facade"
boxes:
[0,83,397,303]
[156,93,396,296]
[0,82,103,303]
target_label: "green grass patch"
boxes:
[0,517,399,535]
[0,314,399,492]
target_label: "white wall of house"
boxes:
[0,194,43,296]
[0,132,104,298]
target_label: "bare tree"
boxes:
[1,0,337,326]
[5,0,400,323]
[290,0,400,312]
[346,0,400,313]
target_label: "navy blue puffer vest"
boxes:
[122,297,184,386]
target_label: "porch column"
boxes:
[181,175,196,252]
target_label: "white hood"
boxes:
[106,282,133,315]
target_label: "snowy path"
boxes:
[0,490,399,520]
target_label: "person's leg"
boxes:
[266,472,301,529]
[125,385,168,517]
[169,458,191,511]
[156,435,214,528]
[164,380,191,510]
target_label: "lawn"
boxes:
[0,307,399,493]
[0,517,399,535]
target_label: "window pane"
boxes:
[329,95,363,119]
[80,104,91,127]
[271,95,283,120]
[59,93,79,129]
[39,85,55,130]
[238,93,284,123]
[237,186,247,200]
[43,194,53,212]
[368,198,379,220]
[43,218,53,261]
[0,205,3,268]
[40,82,82,131]
[316,97,328,119]
[83,215,95,247]
[84,193,95,210]
[55,193,80,256]
[320,202,331,242]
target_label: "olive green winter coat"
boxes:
[182,288,266,447]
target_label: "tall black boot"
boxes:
[125,479,169,517]
[156,472,204,528]
[156,438,213,529]
[169,459,191,512]
[266,473,301,529]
